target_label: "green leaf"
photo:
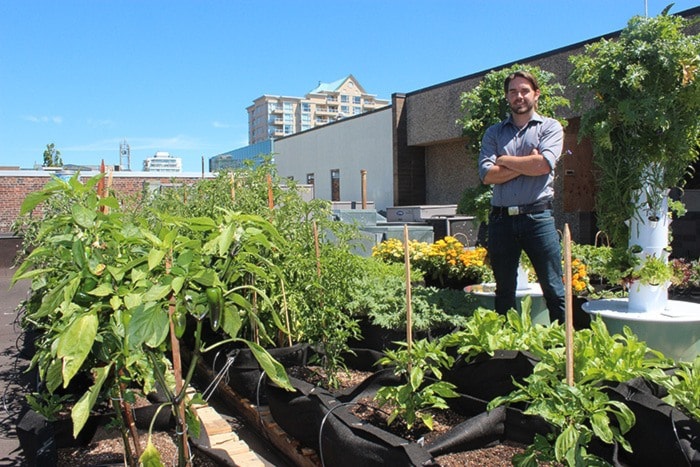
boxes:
[72,240,86,270]
[71,204,97,229]
[409,366,424,391]
[88,283,113,297]
[123,293,142,310]
[57,311,98,387]
[71,364,110,437]
[221,306,242,338]
[142,283,171,302]
[171,276,185,295]
[46,359,63,394]
[419,412,434,430]
[147,248,166,271]
[185,406,201,439]
[20,190,53,215]
[555,424,579,462]
[245,340,292,391]
[191,269,218,288]
[139,440,164,467]
[591,411,613,443]
[127,304,169,348]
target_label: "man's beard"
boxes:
[510,100,534,114]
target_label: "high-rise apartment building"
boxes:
[246,75,389,145]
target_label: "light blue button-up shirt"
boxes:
[478,112,563,207]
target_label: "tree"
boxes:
[42,143,63,167]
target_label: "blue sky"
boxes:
[1,0,698,173]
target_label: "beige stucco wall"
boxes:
[273,107,394,211]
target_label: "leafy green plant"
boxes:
[570,243,614,286]
[494,379,635,467]
[375,338,458,430]
[132,158,370,387]
[569,6,700,247]
[456,184,492,225]
[11,173,293,466]
[488,318,672,466]
[25,392,72,421]
[669,257,700,291]
[660,355,700,420]
[440,299,565,361]
[630,254,673,286]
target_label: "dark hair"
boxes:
[504,70,540,94]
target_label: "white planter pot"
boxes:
[517,263,530,290]
[627,280,669,313]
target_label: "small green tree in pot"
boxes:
[569,6,700,308]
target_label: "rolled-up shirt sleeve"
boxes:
[478,125,499,182]
[538,119,564,171]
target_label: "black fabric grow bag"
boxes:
[443,350,539,416]
[17,408,102,465]
[347,318,430,352]
[266,369,436,466]
[266,375,336,450]
[318,402,436,467]
[605,378,700,466]
[224,343,313,404]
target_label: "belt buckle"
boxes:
[507,206,519,216]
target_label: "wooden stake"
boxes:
[280,279,293,347]
[403,225,413,359]
[166,254,191,465]
[564,224,574,386]
[360,169,367,209]
[267,173,274,210]
[313,221,321,278]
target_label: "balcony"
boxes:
[315,107,337,116]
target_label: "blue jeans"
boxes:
[487,209,565,323]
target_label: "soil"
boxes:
[54,366,548,466]
[57,426,218,466]
[289,365,542,466]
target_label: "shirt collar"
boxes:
[505,111,544,129]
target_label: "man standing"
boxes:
[478,70,565,322]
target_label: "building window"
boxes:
[283,101,293,111]
[284,124,293,134]
[353,106,361,115]
[341,94,349,103]
[340,105,349,115]
[306,173,315,185]
[330,169,340,201]
[353,96,361,104]
[284,113,293,123]
[301,102,311,112]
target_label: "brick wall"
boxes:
[0,171,212,235]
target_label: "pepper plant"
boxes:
[12,173,292,466]
[143,160,368,386]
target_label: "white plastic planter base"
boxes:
[627,280,669,313]
[583,298,700,361]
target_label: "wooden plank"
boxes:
[183,347,321,467]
